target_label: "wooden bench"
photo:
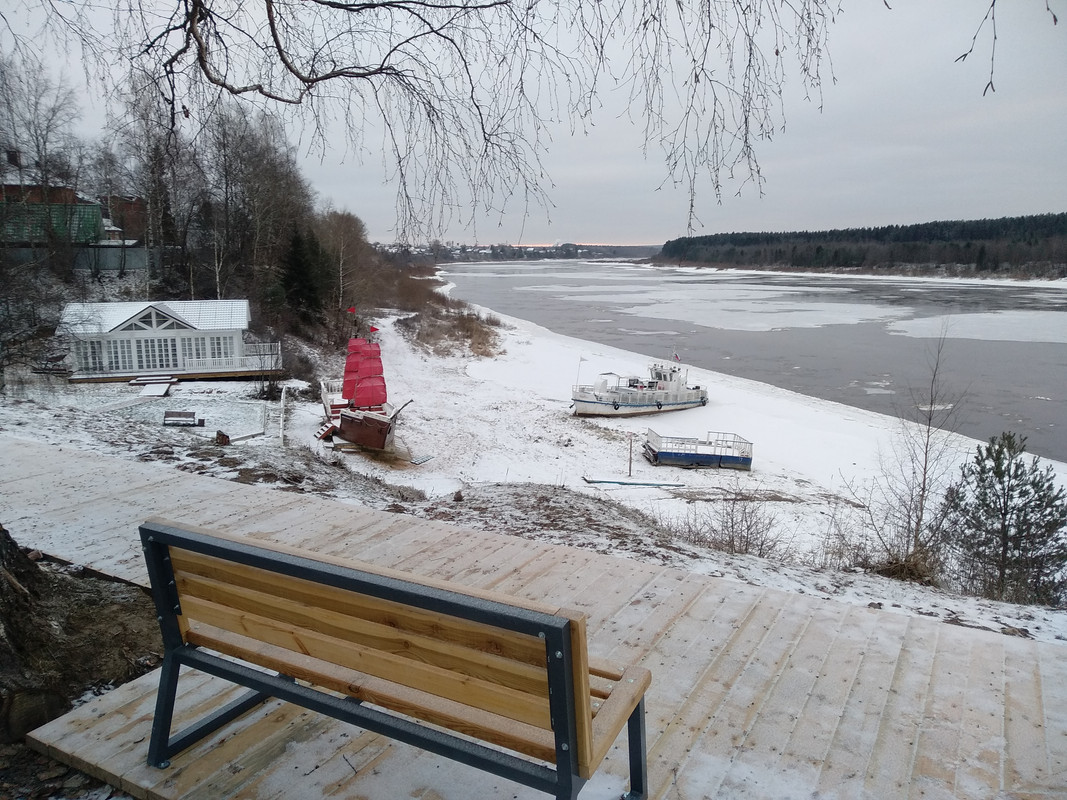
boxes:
[162,411,200,427]
[139,518,651,799]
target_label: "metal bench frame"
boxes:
[140,520,648,800]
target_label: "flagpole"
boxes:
[575,356,587,386]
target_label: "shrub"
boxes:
[667,481,792,560]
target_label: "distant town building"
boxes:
[1,183,156,272]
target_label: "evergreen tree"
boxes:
[941,432,1067,605]
[278,229,327,322]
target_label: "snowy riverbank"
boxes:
[2,307,1066,645]
[294,310,1067,644]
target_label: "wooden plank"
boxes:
[139,702,326,799]
[26,671,174,778]
[647,588,784,799]
[479,545,596,604]
[586,665,652,775]
[158,519,568,618]
[182,608,553,729]
[450,537,559,592]
[27,668,245,797]
[721,599,856,792]
[774,603,885,787]
[1002,639,1053,793]
[592,569,711,665]
[687,589,819,798]
[858,617,941,798]
[553,559,659,636]
[13,438,1067,800]
[176,583,550,698]
[173,565,550,671]
[951,631,1007,798]
[140,383,171,397]
[169,549,554,664]
[564,611,596,778]
[477,539,604,597]
[216,728,395,800]
[1037,640,1067,789]
[909,625,974,796]
[387,528,531,585]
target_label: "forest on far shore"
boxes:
[658,213,1067,277]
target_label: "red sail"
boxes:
[351,376,387,407]
[341,340,387,403]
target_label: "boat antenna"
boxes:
[575,355,587,386]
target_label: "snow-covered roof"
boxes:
[60,300,251,335]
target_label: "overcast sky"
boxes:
[295,2,1066,246]
[12,1,1063,247]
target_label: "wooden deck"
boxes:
[2,435,1065,799]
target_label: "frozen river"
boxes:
[441,261,1067,463]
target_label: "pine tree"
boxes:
[941,432,1067,605]
[279,228,326,321]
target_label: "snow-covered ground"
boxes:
[2,305,1066,647]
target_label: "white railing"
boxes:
[180,353,282,372]
[244,342,281,358]
[646,429,752,458]
[183,342,282,372]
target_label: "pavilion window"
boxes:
[107,339,134,371]
[137,338,178,371]
[210,336,234,360]
[75,340,104,372]
[182,336,209,362]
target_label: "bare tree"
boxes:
[0,55,92,279]
[240,112,314,280]
[667,478,792,561]
[12,1,844,238]
[848,333,967,583]
[315,209,375,320]
[0,54,80,195]
[956,0,1060,96]
[111,79,205,290]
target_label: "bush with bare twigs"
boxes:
[664,481,793,561]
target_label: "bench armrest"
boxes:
[586,664,652,778]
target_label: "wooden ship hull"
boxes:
[336,405,396,451]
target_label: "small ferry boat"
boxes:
[571,362,708,417]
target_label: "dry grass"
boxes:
[394,308,503,357]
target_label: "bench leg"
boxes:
[147,655,285,768]
[623,697,648,800]
[554,773,583,800]
[147,654,180,768]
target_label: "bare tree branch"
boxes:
[6,1,1056,240]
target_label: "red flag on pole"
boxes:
[346,307,356,313]
[369,326,379,333]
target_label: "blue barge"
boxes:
[643,429,753,470]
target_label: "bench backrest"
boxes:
[140,518,599,777]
